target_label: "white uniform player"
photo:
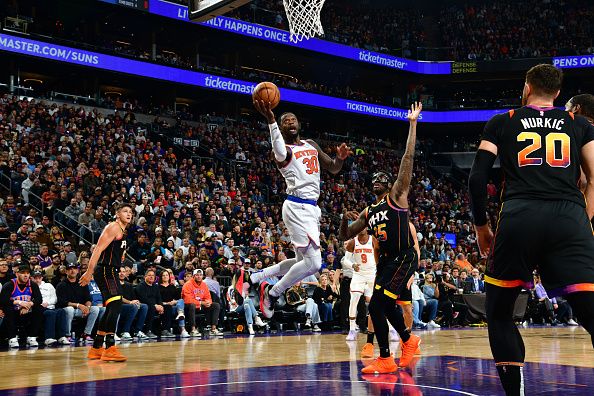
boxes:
[350,234,377,297]
[278,141,322,250]
[343,229,379,341]
[250,102,351,319]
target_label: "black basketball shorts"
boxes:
[486,199,594,296]
[375,247,418,301]
[94,265,123,305]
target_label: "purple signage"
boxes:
[0,33,504,123]
[148,0,451,75]
[553,55,594,69]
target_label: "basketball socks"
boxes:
[105,334,116,349]
[496,365,524,396]
[93,334,105,349]
[349,318,357,331]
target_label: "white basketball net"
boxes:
[283,0,326,43]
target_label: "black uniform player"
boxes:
[80,203,134,362]
[469,64,594,395]
[340,102,422,374]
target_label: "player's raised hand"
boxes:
[336,143,352,160]
[407,102,422,123]
[253,99,276,124]
[474,223,494,258]
[344,210,360,221]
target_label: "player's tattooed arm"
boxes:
[306,139,351,174]
[390,102,422,207]
[339,208,367,241]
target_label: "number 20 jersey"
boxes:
[482,106,594,207]
[279,141,320,201]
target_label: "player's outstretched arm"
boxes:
[254,100,290,164]
[339,209,367,241]
[306,139,351,174]
[581,140,594,220]
[468,140,498,257]
[79,223,118,286]
[390,102,422,207]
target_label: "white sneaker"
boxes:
[9,337,19,348]
[180,329,190,338]
[136,331,149,339]
[114,333,121,342]
[254,316,265,327]
[44,338,57,346]
[176,310,185,321]
[190,329,202,338]
[27,337,39,347]
[522,320,530,327]
[58,336,71,345]
[120,332,133,341]
[312,325,322,332]
[567,319,579,326]
[428,320,441,329]
[248,324,255,335]
[304,318,312,329]
[389,329,399,341]
[346,329,358,341]
[210,328,223,337]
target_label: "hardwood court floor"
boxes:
[0,326,592,395]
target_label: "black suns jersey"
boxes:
[99,225,127,267]
[482,106,594,207]
[366,195,414,263]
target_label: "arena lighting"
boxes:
[104,91,122,96]
[23,79,43,84]
[0,32,506,123]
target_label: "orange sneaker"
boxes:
[361,356,398,374]
[101,346,127,362]
[361,343,374,358]
[398,334,421,368]
[87,347,104,360]
[400,340,422,356]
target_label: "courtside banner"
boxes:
[0,33,502,123]
[553,55,594,69]
[148,0,451,75]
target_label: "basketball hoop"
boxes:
[283,0,326,43]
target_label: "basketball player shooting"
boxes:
[250,99,351,319]
[340,102,422,374]
[79,203,133,362]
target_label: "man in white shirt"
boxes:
[32,271,70,346]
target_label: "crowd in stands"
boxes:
[439,0,594,61]
[0,93,580,348]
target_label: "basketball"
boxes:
[253,82,280,109]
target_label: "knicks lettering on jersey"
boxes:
[354,248,373,254]
[294,149,319,175]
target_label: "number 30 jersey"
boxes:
[279,140,320,201]
[366,195,414,263]
[482,106,594,207]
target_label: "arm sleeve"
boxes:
[341,251,355,270]
[269,122,288,162]
[468,149,497,226]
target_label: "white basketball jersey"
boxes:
[279,141,320,201]
[353,236,376,276]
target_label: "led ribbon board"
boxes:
[0,33,506,123]
[148,0,451,75]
